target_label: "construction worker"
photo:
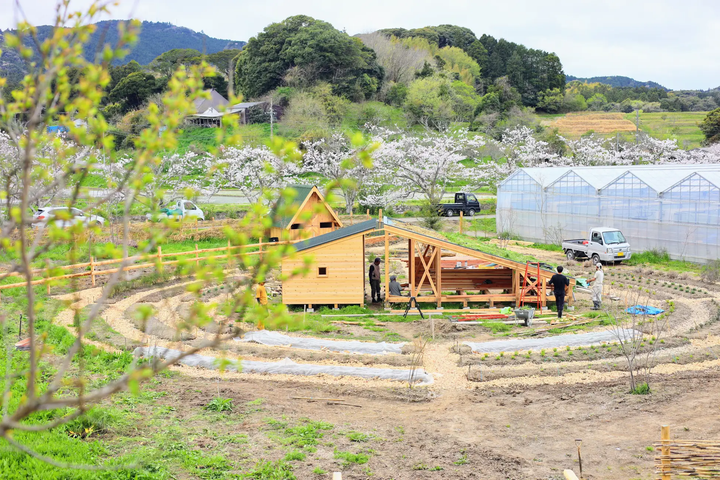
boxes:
[369,257,382,303]
[255,281,268,330]
[548,265,570,318]
[389,275,404,297]
[588,263,604,310]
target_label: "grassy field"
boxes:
[544,111,708,149]
[547,112,637,138]
[624,111,708,149]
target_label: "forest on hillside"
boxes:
[1,16,719,149]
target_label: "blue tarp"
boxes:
[626,305,664,315]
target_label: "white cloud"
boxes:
[2,0,719,89]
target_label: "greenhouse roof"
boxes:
[511,165,720,193]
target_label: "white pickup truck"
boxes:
[562,227,632,264]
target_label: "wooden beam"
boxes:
[409,238,416,297]
[661,425,670,480]
[435,246,442,307]
[384,231,389,307]
[414,242,437,298]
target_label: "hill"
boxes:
[0,20,245,82]
[566,75,667,90]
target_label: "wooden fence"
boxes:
[0,240,290,294]
[655,425,720,479]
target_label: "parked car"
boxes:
[562,227,632,264]
[33,206,105,228]
[439,192,482,217]
[146,200,205,222]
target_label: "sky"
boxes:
[2,0,719,90]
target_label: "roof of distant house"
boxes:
[192,89,229,114]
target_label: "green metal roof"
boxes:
[293,219,378,252]
[270,185,314,229]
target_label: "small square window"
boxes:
[318,267,328,277]
[319,222,333,228]
[290,223,301,230]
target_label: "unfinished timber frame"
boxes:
[382,222,574,309]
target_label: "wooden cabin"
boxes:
[268,185,343,242]
[281,220,377,309]
[280,217,575,310]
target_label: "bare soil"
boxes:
[49,244,720,479]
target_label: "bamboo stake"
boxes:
[661,425,671,480]
[90,256,96,287]
[157,246,163,273]
[460,210,464,234]
[195,243,199,269]
[45,259,50,295]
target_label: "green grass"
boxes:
[333,449,370,466]
[529,243,563,252]
[626,249,702,273]
[625,111,708,149]
[441,232,552,266]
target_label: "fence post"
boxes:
[91,256,96,287]
[45,259,50,295]
[661,425,670,480]
[366,208,370,219]
[157,245,163,273]
[379,208,382,223]
[195,243,199,269]
[460,210,464,234]
[258,237,262,261]
[332,473,342,480]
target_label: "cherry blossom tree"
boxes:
[302,133,378,214]
[222,144,302,204]
[370,127,487,207]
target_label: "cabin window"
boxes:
[318,267,328,277]
[290,223,301,230]
[319,222,333,229]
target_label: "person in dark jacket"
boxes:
[548,265,570,318]
[369,257,382,303]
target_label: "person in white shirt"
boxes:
[587,263,604,310]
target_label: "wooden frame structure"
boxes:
[268,185,343,241]
[382,222,574,308]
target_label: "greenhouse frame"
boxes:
[496,165,720,263]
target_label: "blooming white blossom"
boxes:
[222,145,301,204]
[369,127,487,206]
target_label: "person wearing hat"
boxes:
[587,263,604,310]
[369,257,382,303]
[388,275,404,297]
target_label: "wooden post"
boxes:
[379,208,383,223]
[409,239,416,297]
[661,425,670,480]
[45,259,50,295]
[258,237,263,261]
[350,210,354,225]
[563,471,579,480]
[195,243,199,269]
[384,231,390,306]
[90,256,96,287]
[366,208,370,219]
[435,246,442,308]
[460,210,464,234]
[333,473,342,480]
[227,239,231,263]
[157,245,163,273]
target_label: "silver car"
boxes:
[33,207,105,228]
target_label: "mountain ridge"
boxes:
[0,20,245,82]
[566,75,667,90]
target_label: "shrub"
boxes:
[631,382,651,395]
[205,397,234,412]
[701,260,720,284]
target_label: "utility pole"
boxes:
[270,96,274,140]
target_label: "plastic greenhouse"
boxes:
[496,165,720,263]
